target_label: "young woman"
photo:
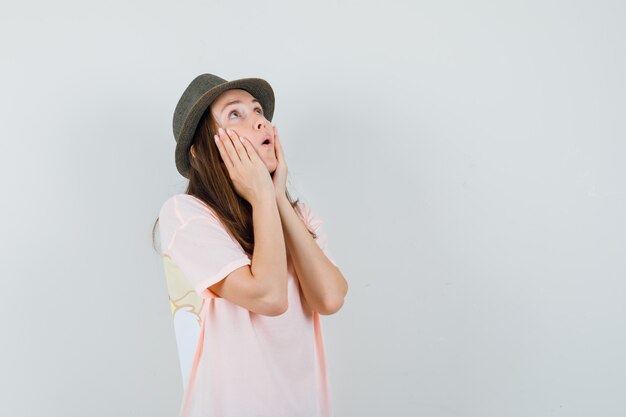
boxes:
[152,73,348,417]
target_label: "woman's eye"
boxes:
[228,107,262,119]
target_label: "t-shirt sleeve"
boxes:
[159,198,251,299]
[297,202,339,268]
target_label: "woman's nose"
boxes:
[254,117,266,130]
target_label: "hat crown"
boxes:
[173,74,228,139]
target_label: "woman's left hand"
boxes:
[271,124,288,200]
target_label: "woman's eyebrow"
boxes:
[220,98,261,114]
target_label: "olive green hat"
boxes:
[172,73,275,178]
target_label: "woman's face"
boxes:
[210,89,277,173]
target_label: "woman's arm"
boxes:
[276,195,348,315]
[209,197,288,316]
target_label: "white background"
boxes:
[1,1,624,416]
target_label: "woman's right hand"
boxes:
[214,127,275,205]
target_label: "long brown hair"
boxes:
[151,104,315,256]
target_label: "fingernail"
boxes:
[227,128,233,135]
[218,127,224,133]
[214,134,219,142]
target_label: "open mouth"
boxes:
[262,139,271,146]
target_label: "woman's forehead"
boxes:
[211,89,259,120]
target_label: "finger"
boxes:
[239,136,261,163]
[218,127,242,163]
[225,128,250,162]
[214,133,234,170]
[273,125,283,159]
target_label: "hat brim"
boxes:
[175,77,275,178]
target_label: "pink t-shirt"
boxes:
[158,193,338,417]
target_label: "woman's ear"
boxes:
[190,145,196,158]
